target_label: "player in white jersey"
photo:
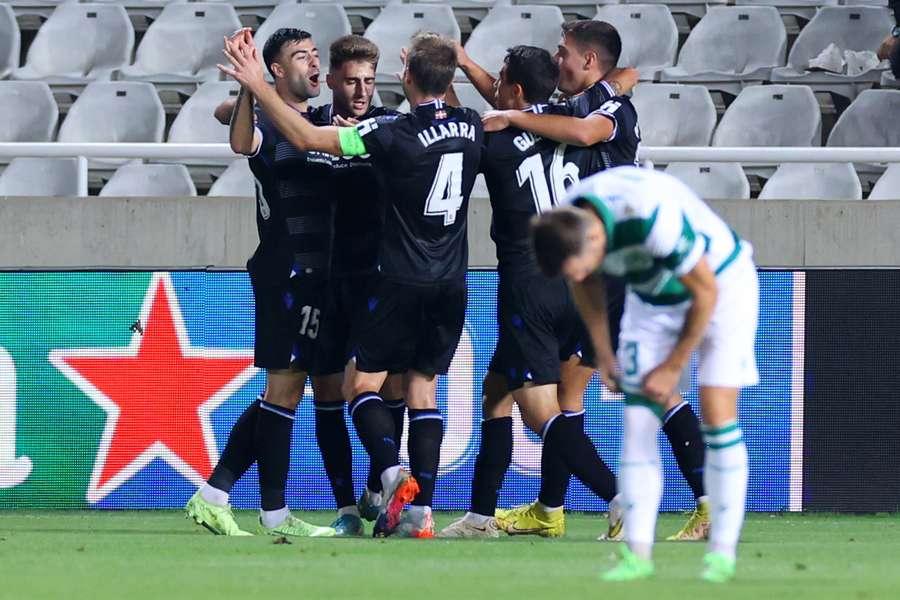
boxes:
[531,166,758,583]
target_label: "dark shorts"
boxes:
[354,277,467,376]
[251,272,338,375]
[317,272,380,376]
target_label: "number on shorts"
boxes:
[299,305,320,340]
[623,341,639,377]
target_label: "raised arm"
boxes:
[214,96,237,125]
[227,88,260,155]
[455,41,498,108]
[604,67,639,96]
[570,272,620,392]
[485,110,614,147]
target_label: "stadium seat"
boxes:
[0,82,58,142]
[623,0,727,22]
[630,83,715,146]
[594,5,677,80]
[463,6,565,77]
[365,3,461,83]
[208,159,255,197]
[168,81,238,144]
[712,85,821,147]
[526,0,620,20]
[57,82,164,143]
[664,163,750,200]
[883,71,898,89]
[254,3,352,73]
[100,162,197,197]
[118,3,242,87]
[5,0,70,19]
[12,4,133,84]
[88,0,178,20]
[660,7,786,94]
[869,165,900,200]
[827,90,900,148]
[0,157,85,197]
[0,4,20,80]
[732,0,837,21]
[770,6,893,98]
[759,163,862,200]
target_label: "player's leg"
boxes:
[360,373,406,519]
[438,372,511,538]
[662,393,710,541]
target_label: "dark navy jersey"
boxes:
[562,79,641,173]
[480,104,593,278]
[355,99,484,284]
[320,104,400,277]
[247,106,333,284]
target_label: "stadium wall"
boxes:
[3,197,900,268]
[0,269,897,512]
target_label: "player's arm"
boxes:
[484,110,614,147]
[605,67,639,96]
[214,97,236,125]
[570,272,620,392]
[227,87,261,155]
[455,41,498,108]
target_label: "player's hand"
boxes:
[597,356,622,394]
[218,34,266,94]
[394,47,408,82]
[228,27,253,48]
[641,362,681,404]
[482,110,512,133]
[455,40,471,70]
[334,115,359,127]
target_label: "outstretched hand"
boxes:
[217,31,266,94]
[482,110,512,133]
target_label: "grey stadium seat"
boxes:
[664,163,750,200]
[733,0,837,21]
[712,85,821,147]
[759,163,862,200]
[660,7,786,93]
[208,160,255,197]
[0,82,59,142]
[0,4,20,80]
[168,81,239,143]
[525,0,620,20]
[0,158,85,197]
[119,3,242,85]
[254,3,352,73]
[463,5,565,77]
[12,4,133,84]
[364,4,460,83]
[771,6,893,93]
[594,5,678,80]
[58,82,164,143]
[100,162,197,197]
[869,165,900,200]
[630,83,715,146]
[827,90,900,148]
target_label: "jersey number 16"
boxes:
[516,145,580,214]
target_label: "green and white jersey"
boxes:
[562,166,746,305]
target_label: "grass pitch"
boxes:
[0,511,897,599]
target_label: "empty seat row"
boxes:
[4,80,900,149]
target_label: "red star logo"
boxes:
[49,273,257,504]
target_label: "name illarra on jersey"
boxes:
[417,120,478,148]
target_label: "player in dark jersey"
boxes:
[482,21,711,541]
[185,28,338,539]
[439,46,623,539]
[221,31,484,538]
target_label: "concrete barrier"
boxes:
[2,196,899,268]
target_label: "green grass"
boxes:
[0,511,897,599]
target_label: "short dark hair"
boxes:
[503,45,560,105]
[263,28,313,76]
[531,206,591,278]
[561,20,622,71]
[330,35,379,72]
[407,32,457,96]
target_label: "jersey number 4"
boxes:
[516,145,580,214]
[425,152,464,226]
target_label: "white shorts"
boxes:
[616,252,760,395]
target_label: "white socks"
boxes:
[703,421,748,561]
[381,465,402,496]
[620,404,663,560]
[260,506,290,528]
[200,483,229,507]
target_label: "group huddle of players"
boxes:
[183,17,758,584]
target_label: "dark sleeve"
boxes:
[891,0,900,26]
[355,116,396,160]
[253,110,277,157]
[892,38,900,79]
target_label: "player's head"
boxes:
[403,32,458,100]
[532,204,607,282]
[262,28,321,101]
[327,35,379,118]
[555,20,621,95]
[494,45,560,110]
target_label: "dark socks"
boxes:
[470,416,513,516]
[540,415,617,505]
[663,402,706,500]
[367,398,406,493]
[255,400,296,511]
[314,400,356,509]
[349,393,399,481]
[407,408,443,507]
[208,395,262,493]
